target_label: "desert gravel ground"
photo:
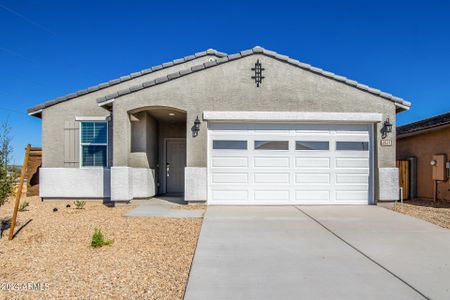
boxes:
[389,199,450,229]
[0,196,203,299]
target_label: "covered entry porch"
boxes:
[110,106,187,201]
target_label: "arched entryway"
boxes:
[128,106,187,196]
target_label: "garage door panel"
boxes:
[254,173,290,184]
[295,190,330,202]
[212,156,248,167]
[335,151,369,158]
[254,190,290,201]
[212,173,249,184]
[295,173,330,184]
[336,158,369,168]
[335,184,369,191]
[336,191,368,202]
[334,168,369,174]
[295,157,330,168]
[212,190,248,201]
[336,173,369,184]
[254,156,290,168]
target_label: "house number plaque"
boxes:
[380,139,392,146]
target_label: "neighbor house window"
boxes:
[80,121,108,167]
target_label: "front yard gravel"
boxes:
[0,196,202,299]
[390,200,450,229]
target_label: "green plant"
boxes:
[0,121,15,214]
[74,200,86,209]
[91,228,113,248]
[18,201,29,212]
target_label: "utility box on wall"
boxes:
[432,154,447,181]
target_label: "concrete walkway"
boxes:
[126,198,204,218]
[184,206,450,300]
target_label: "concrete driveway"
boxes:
[184,206,450,300]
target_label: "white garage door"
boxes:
[208,123,373,205]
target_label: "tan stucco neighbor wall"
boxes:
[397,126,450,201]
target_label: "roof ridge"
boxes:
[27,49,227,114]
[96,46,411,109]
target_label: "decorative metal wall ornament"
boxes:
[251,59,265,87]
[191,115,201,137]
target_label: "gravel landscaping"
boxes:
[389,199,450,229]
[0,196,202,299]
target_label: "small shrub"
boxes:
[0,121,15,215]
[91,228,113,248]
[74,200,86,209]
[18,201,29,212]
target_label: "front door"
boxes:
[166,139,186,194]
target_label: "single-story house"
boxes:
[28,46,411,205]
[397,112,450,201]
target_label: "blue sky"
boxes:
[1,0,449,163]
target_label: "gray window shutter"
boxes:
[64,120,80,167]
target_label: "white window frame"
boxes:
[79,120,108,168]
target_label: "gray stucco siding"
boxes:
[41,55,217,168]
[111,54,397,169]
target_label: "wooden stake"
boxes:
[8,144,31,240]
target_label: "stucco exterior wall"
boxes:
[129,112,159,168]
[397,126,450,200]
[41,55,218,168]
[112,54,397,170]
[37,52,402,202]
[40,168,110,198]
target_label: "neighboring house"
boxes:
[28,46,411,205]
[397,112,450,201]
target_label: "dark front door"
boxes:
[166,139,186,194]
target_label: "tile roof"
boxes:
[397,112,450,137]
[27,49,226,115]
[96,46,411,109]
[28,46,412,115]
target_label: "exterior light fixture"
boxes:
[381,118,393,139]
[430,160,437,166]
[192,115,201,137]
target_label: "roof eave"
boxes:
[27,49,227,114]
[395,102,411,113]
[28,108,43,118]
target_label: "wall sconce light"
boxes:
[430,159,437,166]
[381,118,393,139]
[191,115,201,137]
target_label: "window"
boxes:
[254,141,289,150]
[336,141,368,151]
[213,140,247,150]
[296,141,329,150]
[80,121,108,167]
